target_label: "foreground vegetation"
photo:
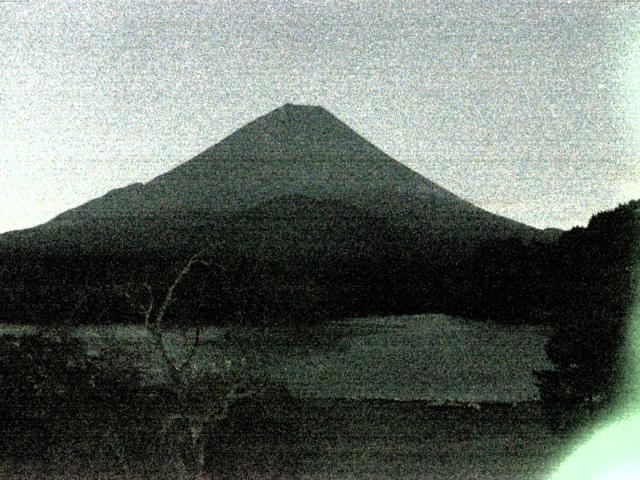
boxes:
[0,328,294,479]
[0,339,575,480]
[0,322,598,479]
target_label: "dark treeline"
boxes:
[447,200,638,328]
[0,196,440,326]
[0,244,415,328]
[0,201,637,333]
[1,200,638,408]
[537,200,639,407]
[439,199,638,407]
[0,247,427,327]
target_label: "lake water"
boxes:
[254,314,553,402]
[1,314,552,403]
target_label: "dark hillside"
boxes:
[441,200,638,326]
[539,200,640,406]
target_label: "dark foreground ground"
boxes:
[0,398,579,479]
[279,399,571,480]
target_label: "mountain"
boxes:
[0,104,550,324]
[5,104,539,254]
[43,103,464,226]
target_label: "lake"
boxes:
[2,313,551,403]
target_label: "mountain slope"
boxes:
[28,104,539,254]
[46,104,458,223]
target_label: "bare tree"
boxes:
[128,251,253,479]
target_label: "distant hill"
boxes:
[0,104,551,325]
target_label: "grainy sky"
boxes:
[1,0,639,233]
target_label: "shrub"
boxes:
[0,329,144,462]
[152,359,295,478]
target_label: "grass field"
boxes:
[274,399,572,480]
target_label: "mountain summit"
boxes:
[191,103,387,163]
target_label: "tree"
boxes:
[535,200,639,417]
[0,327,145,466]
[126,250,258,478]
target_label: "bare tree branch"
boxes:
[177,327,201,378]
[123,283,154,323]
[154,251,210,329]
[123,248,251,479]
[146,324,184,389]
[141,283,154,324]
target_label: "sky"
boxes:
[1,0,639,233]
